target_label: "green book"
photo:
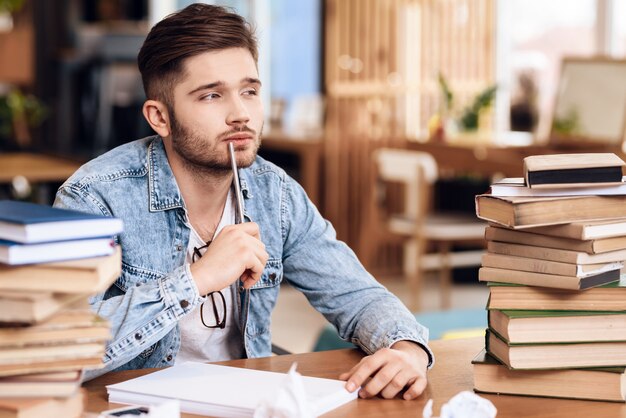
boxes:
[485,329,626,370]
[488,309,626,344]
[473,348,626,402]
[487,277,626,311]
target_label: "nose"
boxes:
[226,96,250,128]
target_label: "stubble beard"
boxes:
[169,113,262,178]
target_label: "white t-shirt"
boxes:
[177,190,244,363]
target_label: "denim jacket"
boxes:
[54,136,433,380]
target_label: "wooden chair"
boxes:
[364,148,486,310]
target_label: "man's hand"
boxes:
[190,222,268,295]
[339,340,429,400]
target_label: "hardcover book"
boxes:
[0,370,81,398]
[487,329,626,369]
[522,218,626,240]
[0,342,104,366]
[488,309,626,344]
[481,252,622,278]
[473,349,626,402]
[485,225,626,254]
[0,357,103,378]
[0,247,121,292]
[487,280,626,311]
[0,310,110,348]
[490,176,626,197]
[523,153,625,189]
[475,194,626,228]
[0,200,123,244]
[487,241,626,264]
[0,238,116,266]
[0,389,84,418]
[478,266,620,290]
[0,291,85,324]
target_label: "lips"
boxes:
[225,134,253,141]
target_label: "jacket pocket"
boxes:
[247,259,283,342]
[250,258,283,290]
[116,261,165,292]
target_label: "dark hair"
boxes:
[137,3,258,106]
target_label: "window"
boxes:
[497,0,596,136]
[612,0,626,57]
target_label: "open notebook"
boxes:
[106,361,357,417]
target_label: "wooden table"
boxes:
[408,140,624,178]
[0,153,81,203]
[83,337,626,417]
[0,153,81,183]
[261,132,323,206]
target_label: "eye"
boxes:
[200,92,221,101]
[242,88,258,96]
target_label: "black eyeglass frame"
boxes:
[192,242,227,329]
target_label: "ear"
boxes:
[142,100,171,138]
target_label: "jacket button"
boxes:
[239,286,245,292]
[269,273,276,280]
[134,332,142,340]
[166,355,173,362]
[176,244,183,251]
[180,300,189,309]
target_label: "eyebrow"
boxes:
[187,78,262,95]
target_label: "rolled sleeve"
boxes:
[160,263,204,319]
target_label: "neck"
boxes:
[164,141,233,239]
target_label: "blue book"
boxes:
[0,238,115,265]
[0,200,123,244]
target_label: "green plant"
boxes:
[552,107,580,135]
[0,89,47,148]
[458,85,497,131]
[0,0,25,13]
[437,73,497,132]
[438,72,454,113]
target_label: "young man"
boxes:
[54,3,433,400]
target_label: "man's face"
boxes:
[168,47,263,172]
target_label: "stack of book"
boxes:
[0,200,122,418]
[473,153,626,402]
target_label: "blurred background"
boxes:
[1,0,626,352]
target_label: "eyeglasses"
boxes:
[192,242,227,329]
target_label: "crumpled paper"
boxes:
[423,391,497,418]
[253,363,315,418]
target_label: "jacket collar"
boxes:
[147,136,253,213]
[147,137,185,212]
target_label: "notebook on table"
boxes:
[106,361,357,418]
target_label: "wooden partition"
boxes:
[324,0,495,273]
[0,4,34,86]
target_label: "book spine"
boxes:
[479,267,581,290]
[526,223,587,240]
[481,253,577,276]
[487,241,580,264]
[486,227,593,253]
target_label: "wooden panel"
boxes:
[0,5,34,86]
[324,0,496,271]
[0,27,34,86]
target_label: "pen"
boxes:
[228,142,245,224]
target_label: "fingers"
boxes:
[217,223,268,268]
[402,375,427,400]
[192,222,269,294]
[340,352,386,393]
[239,248,267,289]
[223,222,262,239]
[360,363,403,399]
[339,346,428,400]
